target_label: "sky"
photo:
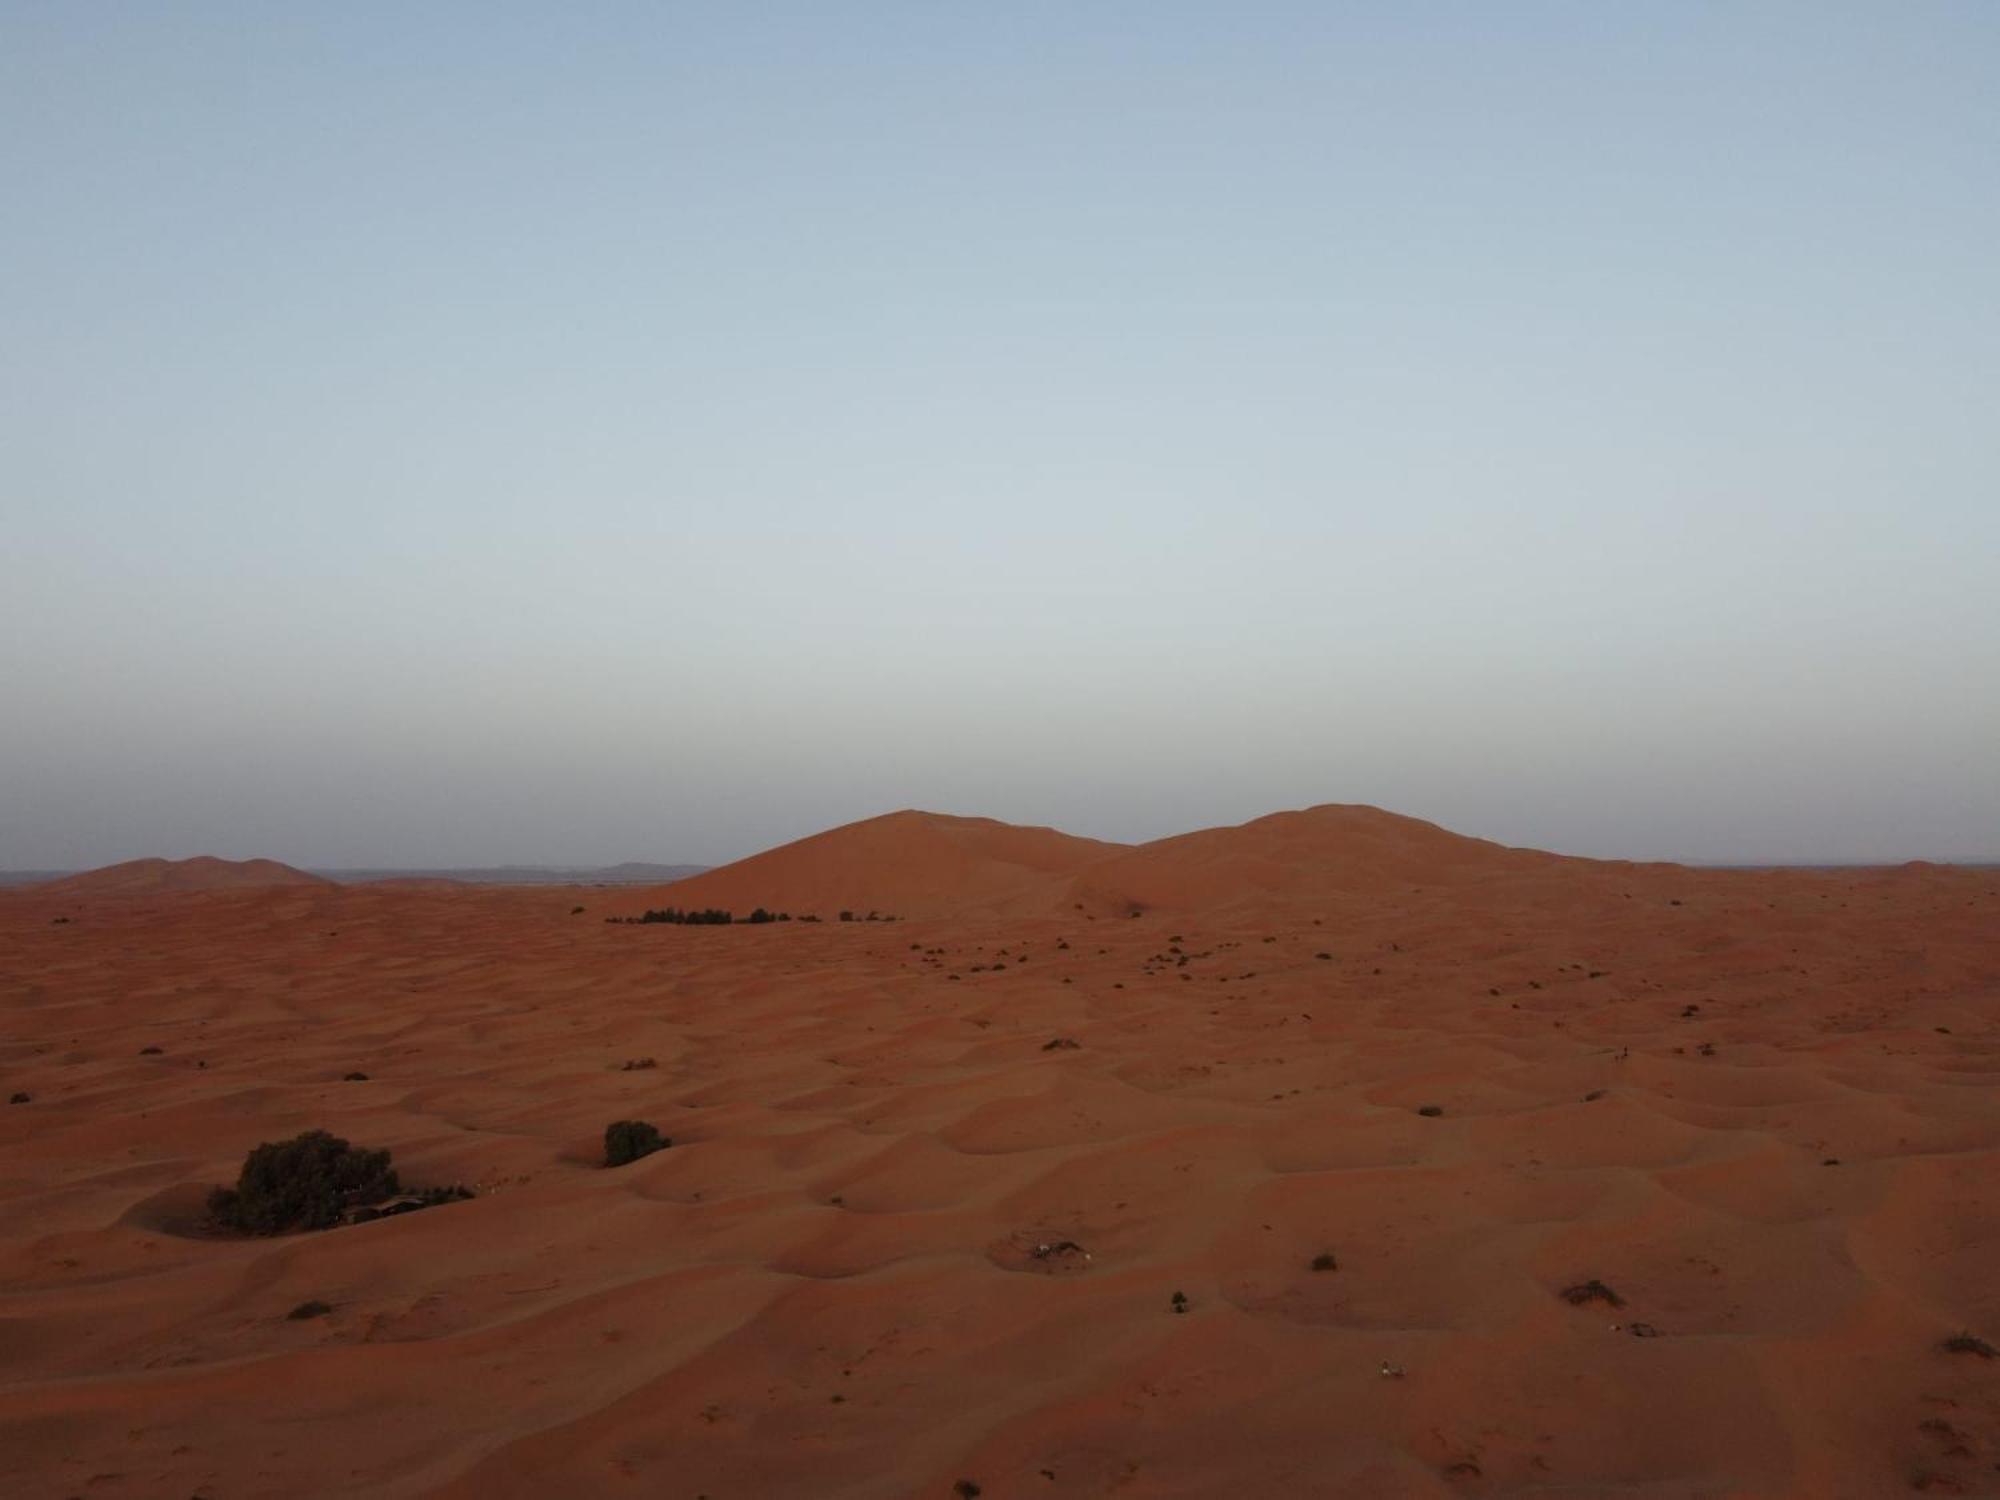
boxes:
[3,2,1996,870]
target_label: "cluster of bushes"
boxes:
[611,907,818,926]
[206,1130,472,1235]
[605,907,895,926]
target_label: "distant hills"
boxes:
[28,856,332,896]
[314,862,710,886]
[2,860,710,891]
[10,812,1990,907]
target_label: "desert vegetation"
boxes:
[604,1119,668,1166]
[206,1130,470,1235]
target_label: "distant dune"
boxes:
[1062,803,1581,916]
[318,862,711,887]
[620,808,1128,918]
[30,855,330,896]
[620,803,1592,922]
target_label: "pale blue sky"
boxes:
[4,3,1996,868]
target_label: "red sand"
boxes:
[2,809,1997,1498]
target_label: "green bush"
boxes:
[604,1119,668,1167]
[208,1130,399,1234]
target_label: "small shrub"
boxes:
[343,1071,369,1082]
[954,1483,982,1499]
[1417,1104,1444,1118]
[604,1119,667,1167]
[619,1057,658,1071]
[1560,1279,1624,1308]
[570,905,585,915]
[1170,1289,1189,1314]
[8,1092,28,1105]
[839,910,855,923]
[287,1299,333,1320]
[1310,1251,1338,1272]
[1941,1332,1997,1358]
[208,1130,399,1235]
[139,1045,164,1055]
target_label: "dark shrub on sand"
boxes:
[604,1119,668,1167]
[208,1130,398,1234]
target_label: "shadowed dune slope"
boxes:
[617,809,1129,919]
[32,855,330,896]
[1064,803,1590,916]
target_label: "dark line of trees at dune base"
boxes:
[607,907,899,926]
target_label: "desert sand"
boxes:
[2,806,1996,1498]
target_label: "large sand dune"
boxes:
[32,855,331,896]
[1060,803,1572,916]
[3,809,1997,1498]
[620,809,1128,919]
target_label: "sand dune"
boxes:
[33,854,331,895]
[2,808,1997,1498]
[620,809,1128,919]
[1060,803,1572,916]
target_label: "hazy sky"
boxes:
[4,3,1996,869]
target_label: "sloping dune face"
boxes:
[2,812,1998,1499]
[35,855,330,895]
[618,809,1128,919]
[1065,804,1569,916]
